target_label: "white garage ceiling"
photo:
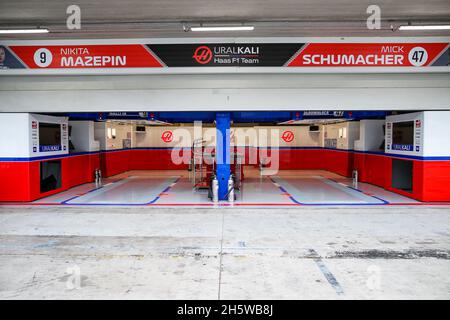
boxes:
[0,0,449,38]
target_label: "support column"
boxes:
[216,112,231,200]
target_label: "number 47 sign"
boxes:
[408,47,428,66]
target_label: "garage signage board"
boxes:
[0,41,449,72]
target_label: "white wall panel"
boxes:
[0,113,30,157]
[354,120,385,152]
[423,111,450,157]
[69,121,100,152]
[0,73,449,112]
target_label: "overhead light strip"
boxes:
[399,25,450,31]
[0,28,49,34]
[190,25,254,32]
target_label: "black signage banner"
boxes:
[147,43,304,67]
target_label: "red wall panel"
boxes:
[323,149,353,177]
[259,148,324,170]
[385,159,422,201]
[63,154,96,188]
[235,147,258,166]
[101,150,132,177]
[417,161,450,202]
[363,154,390,188]
[28,160,67,201]
[291,149,325,170]
[89,153,101,175]
[2,148,450,202]
[353,153,366,181]
[130,149,190,170]
[260,148,353,177]
[0,153,102,202]
[0,162,31,202]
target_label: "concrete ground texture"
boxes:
[0,206,449,299]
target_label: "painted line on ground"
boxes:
[60,176,180,206]
[309,249,344,296]
[321,176,390,204]
[60,177,127,205]
[269,176,390,206]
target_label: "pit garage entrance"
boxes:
[1,110,450,207]
[1,38,450,207]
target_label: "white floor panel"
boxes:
[155,178,211,205]
[272,176,385,204]
[236,177,292,204]
[65,176,179,205]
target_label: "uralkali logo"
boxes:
[192,44,261,65]
[193,46,213,64]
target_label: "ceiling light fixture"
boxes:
[398,25,450,31]
[0,28,49,34]
[189,25,254,32]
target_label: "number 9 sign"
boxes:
[33,48,53,68]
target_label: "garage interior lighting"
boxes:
[399,25,450,30]
[189,25,254,32]
[0,28,49,34]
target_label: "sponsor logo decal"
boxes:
[161,130,173,143]
[40,145,61,152]
[303,111,345,118]
[281,130,294,143]
[149,43,302,67]
[391,144,413,151]
[193,45,260,65]
[193,46,213,64]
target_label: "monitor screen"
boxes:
[392,121,414,151]
[39,122,62,152]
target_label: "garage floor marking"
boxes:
[271,176,387,205]
[64,176,180,205]
[309,249,344,296]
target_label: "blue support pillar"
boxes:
[216,112,231,200]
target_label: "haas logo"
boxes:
[281,130,294,143]
[161,131,173,143]
[193,46,212,64]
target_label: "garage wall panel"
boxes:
[0,73,449,112]
[0,162,31,201]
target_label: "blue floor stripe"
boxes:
[62,177,180,206]
[270,176,390,206]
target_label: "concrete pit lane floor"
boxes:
[0,205,449,299]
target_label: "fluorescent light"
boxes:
[399,25,450,31]
[0,28,49,34]
[190,25,254,32]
